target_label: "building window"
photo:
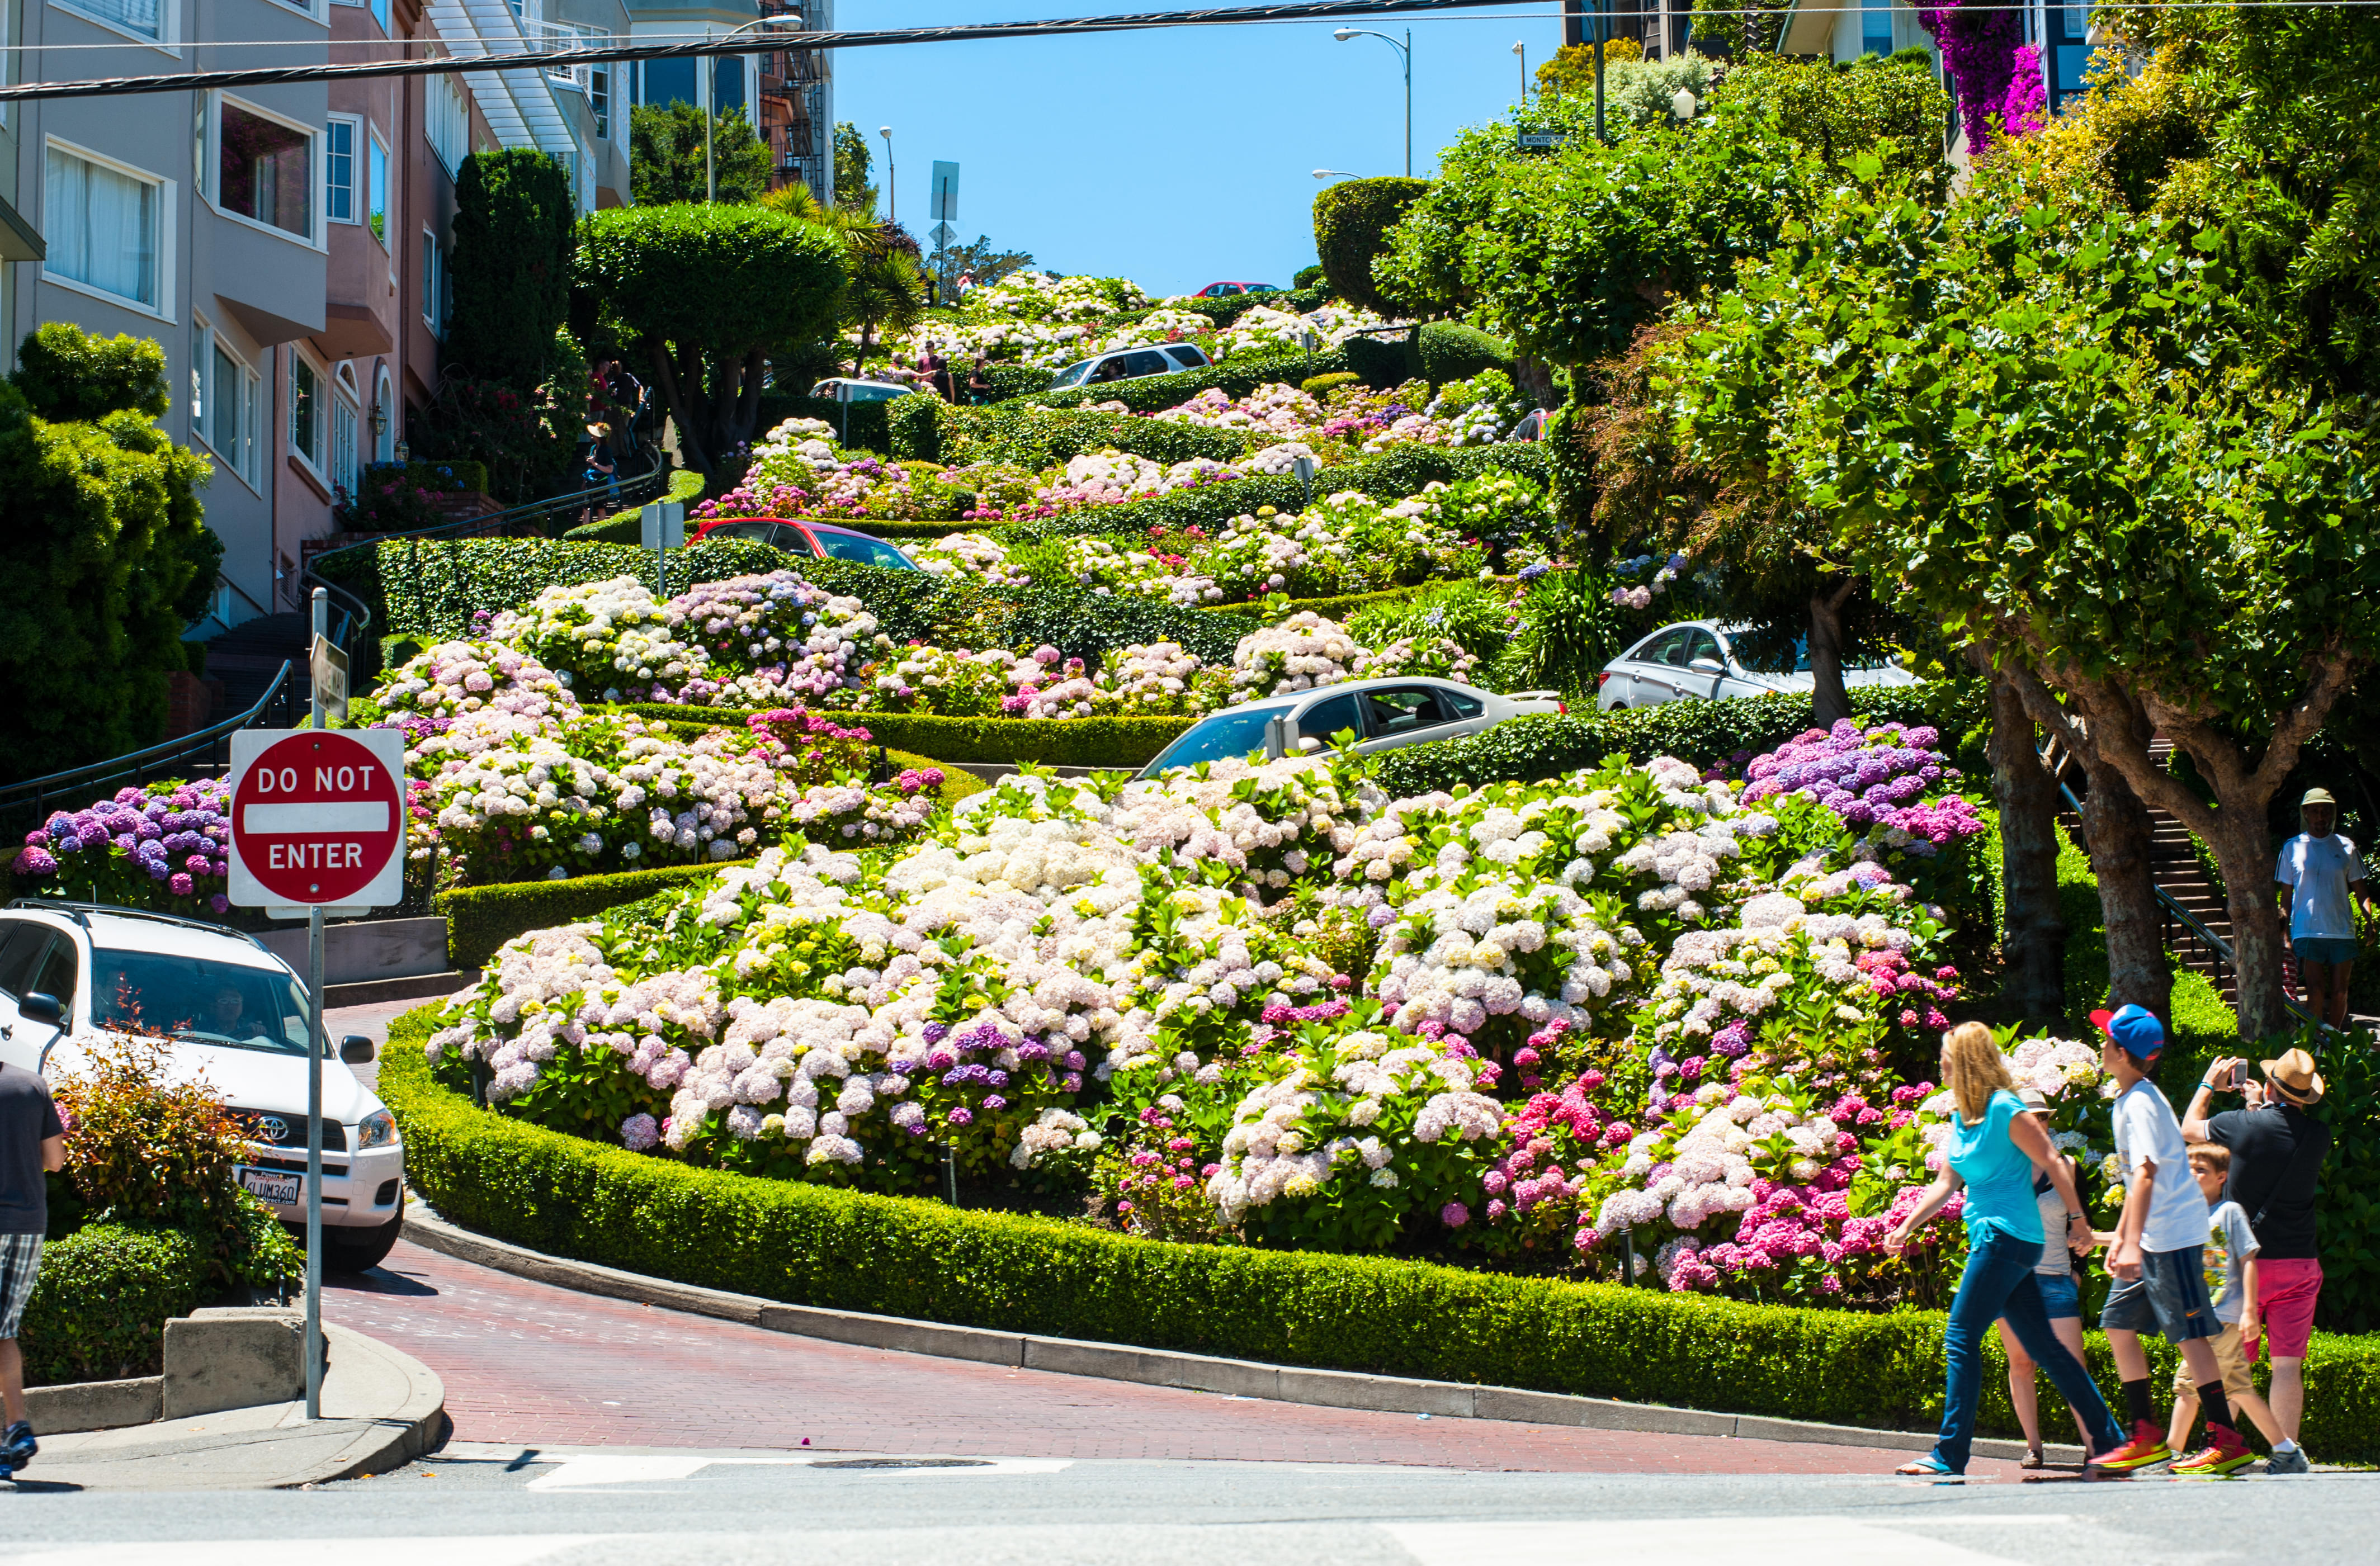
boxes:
[421,228,445,334]
[591,60,610,139]
[373,0,389,28]
[325,114,358,223]
[641,57,696,108]
[428,73,469,176]
[44,142,163,310]
[1861,0,1893,55]
[217,97,315,240]
[290,350,325,473]
[56,0,162,42]
[374,366,396,462]
[331,391,360,499]
[367,132,388,245]
[193,318,263,491]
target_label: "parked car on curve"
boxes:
[1595,619,1920,711]
[0,901,408,1272]
[1137,678,1563,780]
[690,517,920,571]
[809,377,918,405]
[1047,343,1213,391]
[1193,282,1283,299]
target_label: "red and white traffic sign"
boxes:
[226,728,407,912]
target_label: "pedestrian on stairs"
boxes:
[2275,789,2373,1030]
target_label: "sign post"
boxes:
[226,589,406,1420]
[640,500,684,598]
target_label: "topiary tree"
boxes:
[0,326,218,779]
[577,204,846,476]
[1722,51,1953,198]
[1312,176,1432,316]
[446,150,575,389]
[629,102,772,206]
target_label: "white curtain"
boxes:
[67,0,161,40]
[46,147,157,306]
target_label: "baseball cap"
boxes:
[2301,788,2338,808]
[2090,1003,2166,1060]
[2259,1046,2326,1105]
[2016,1086,2051,1113]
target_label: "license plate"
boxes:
[238,1167,301,1205]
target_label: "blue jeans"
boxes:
[1933,1228,2124,1473]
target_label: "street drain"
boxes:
[808,1458,993,1470]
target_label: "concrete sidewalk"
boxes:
[8,1322,445,1492]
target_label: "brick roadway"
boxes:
[322,1240,2023,1475]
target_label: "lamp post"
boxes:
[707,12,800,202]
[1513,39,1527,103]
[1312,168,1360,182]
[1332,26,1411,178]
[879,124,895,225]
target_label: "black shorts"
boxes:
[2101,1243,2220,1343]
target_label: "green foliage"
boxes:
[761,390,894,455]
[1536,37,1645,99]
[1312,176,1433,316]
[577,204,847,473]
[2302,1026,2380,1333]
[375,1022,2380,1457]
[932,234,1035,289]
[1416,321,1514,385]
[438,861,729,972]
[1343,332,1419,391]
[997,582,1244,668]
[832,120,876,212]
[1722,53,1952,198]
[624,703,1192,767]
[0,328,219,780]
[407,351,587,507]
[1372,682,1991,798]
[17,1224,206,1386]
[1343,579,1518,661]
[895,398,1252,470]
[447,150,576,387]
[629,103,772,206]
[560,465,704,541]
[1294,262,1327,290]
[1377,107,1810,367]
[1030,348,1351,413]
[1501,568,1627,698]
[1689,0,1792,58]
[1302,371,1361,396]
[844,244,929,363]
[2053,836,2236,1057]
[11,323,170,422]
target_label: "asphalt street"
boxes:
[2,1453,2373,1563]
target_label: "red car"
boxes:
[1193,281,1284,299]
[690,516,919,571]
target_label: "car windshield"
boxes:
[811,529,914,570]
[89,947,315,1056]
[1053,360,1092,387]
[1143,704,1292,774]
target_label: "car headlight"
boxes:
[356,1110,397,1150]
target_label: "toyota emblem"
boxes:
[256,1115,290,1145]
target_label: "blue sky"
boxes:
[833,2,1560,297]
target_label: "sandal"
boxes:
[1895,1456,1959,1477]
[2020,1448,2047,1469]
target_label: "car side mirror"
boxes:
[1296,736,1323,754]
[1688,657,1726,675]
[339,1035,377,1065]
[18,992,62,1028]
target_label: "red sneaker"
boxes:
[2089,1420,2173,1472]
[2173,1422,2257,1477]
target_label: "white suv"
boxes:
[0,900,407,1271]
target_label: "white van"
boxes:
[1049,342,1213,391]
[0,901,408,1271]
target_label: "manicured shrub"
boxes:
[446,150,575,388]
[559,465,704,542]
[896,400,1252,470]
[17,1224,206,1386]
[621,704,1192,767]
[1027,349,1352,414]
[1301,372,1361,396]
[437,860,731,972]
[1418,321,1515,385]
[1313,176,1433,317]
[371,1023,2380,1458]
[1343,331,1420,390]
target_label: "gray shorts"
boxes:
[0,1232,40,1340]
[2101,1243,2220,1343]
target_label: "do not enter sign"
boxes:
[227,728,407,911]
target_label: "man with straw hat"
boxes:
[2185,1047,2332,1474]
[2274,787,2374,1029]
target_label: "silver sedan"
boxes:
[1138,678,1564,779]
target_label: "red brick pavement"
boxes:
[323,1240,2021,1475]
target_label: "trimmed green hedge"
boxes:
[1372,682,1994,799]
[757,391,892,453]
[561,466,706,543]
[1419,320,1515,384]
[1025,349,1352,414]
[21,1223,206,1386]
[624,704,1192,767]
[374,1014,2380,1458]
[890,398,1253,469]
[1200,583,1435,623]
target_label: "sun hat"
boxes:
[2259,1046,2326,1105]
[2017,1086,2051,1113]
[2301,788,2338,808]
[2090,1003,2166,1061]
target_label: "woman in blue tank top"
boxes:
[1885,1023,2124,1475]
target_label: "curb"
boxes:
[302,1321,450,1486]
[400,1203,2073,1468]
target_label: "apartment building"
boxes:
[626,0,832,198]
[0,0,630,636]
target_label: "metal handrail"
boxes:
[0,658,293,826]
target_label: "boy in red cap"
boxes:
[2091,1003,2254,1475]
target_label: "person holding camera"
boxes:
[2183,1047,2331,1474]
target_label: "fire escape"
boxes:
[756,0,831,198]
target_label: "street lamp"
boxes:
[707,12,800,203]
[1332,26,1412,179]
[1671,87,1698,122]
[1513,40,1527,103]
[879,125,895,225]
[1312,169,1360,181]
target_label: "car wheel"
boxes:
[321,1208,405,1274]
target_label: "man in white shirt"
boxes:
[2275,788,2376,1028]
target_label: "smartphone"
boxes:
[2230,1061,2247,1090]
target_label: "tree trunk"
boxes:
[1987,673,2065,1025]
[2075,753,2172,1025]
[2205,813,2292,1039]
[1808,579,1856,730]
[646,338,711,475]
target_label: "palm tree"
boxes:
[764,184,926,370]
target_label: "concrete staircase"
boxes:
[2051,736,2238,1002]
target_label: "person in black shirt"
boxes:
[1,1061,67,1478]
[2183,1046,2330,1474]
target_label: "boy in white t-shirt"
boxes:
[2090,1005,2252,1475]
[2275,788,2375,1028]
[2168,1142,2283,1458]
